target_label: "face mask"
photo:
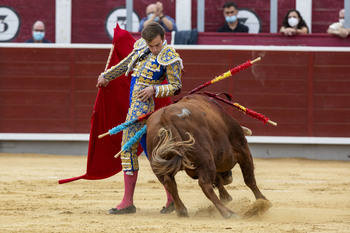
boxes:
[33,31,45,41]
[225,15,237,23]
[288,17,299,27]
[339,19,345,26]
[148,13,159,22]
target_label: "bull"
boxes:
[146,94,268,218]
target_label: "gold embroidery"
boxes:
[146,63,160,71]
[157,46,183,68]
[141,69,153,79]
[134,38,147,50]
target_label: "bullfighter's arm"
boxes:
[155,46,183,98]
[154,61,182,98]
[100,51,135,81]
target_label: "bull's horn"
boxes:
[242,126,252,136]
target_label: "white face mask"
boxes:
[288,17,299,27]
[339,19,345,26]
[33,31,45,41]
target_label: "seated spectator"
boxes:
[280,9,309,36]
[138,1,177,32]
[327,9,350,38]
[217,1,248,33]
[25,20,52,43]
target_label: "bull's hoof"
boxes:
[222,211,240,219]
[160,202,175,214]
[108,205,136,215]
[176,211,189,217]
[230,212,240,219]
[243,199,272,218]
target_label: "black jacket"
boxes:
[25,38,52,43]
[217,22,249,33]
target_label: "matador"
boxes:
[96,22,182,215]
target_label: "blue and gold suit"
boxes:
[101,38,183,173]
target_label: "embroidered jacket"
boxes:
[101,38,183,98]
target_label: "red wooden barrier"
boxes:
[1,44,349,137]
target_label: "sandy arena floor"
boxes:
[0,153,349,233]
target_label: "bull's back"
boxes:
[149,94,237,145]
[147,94,247,171]
[149,96,209,138]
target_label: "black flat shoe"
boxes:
[160,202,175,214]
[108,205,136,215]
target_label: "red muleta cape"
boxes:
[59,24,171,184]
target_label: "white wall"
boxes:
[296,0,312,32]
[55,0,72,43]
[176,0,192,30]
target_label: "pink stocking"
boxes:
[117,171,138,209]
[164,185,173,207]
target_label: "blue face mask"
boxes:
[148,13,159,22]
[33,31,45,41]
[225,15,237,23]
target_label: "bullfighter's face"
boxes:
[147,35,164,56]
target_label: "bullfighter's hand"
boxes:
[138,86,155,102]
[96,75,109,88]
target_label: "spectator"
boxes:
[138,1,177,32]
[327,9,350,38]
[25,20,51,43]
[280,9,309,36]
[217,1,248,33]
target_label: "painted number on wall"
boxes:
[238,8,261,33]
[0,6,20,42]
[105,7,140,39]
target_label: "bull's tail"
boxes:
[151,127,195,177]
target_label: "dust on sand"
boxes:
[0,153,349,233]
